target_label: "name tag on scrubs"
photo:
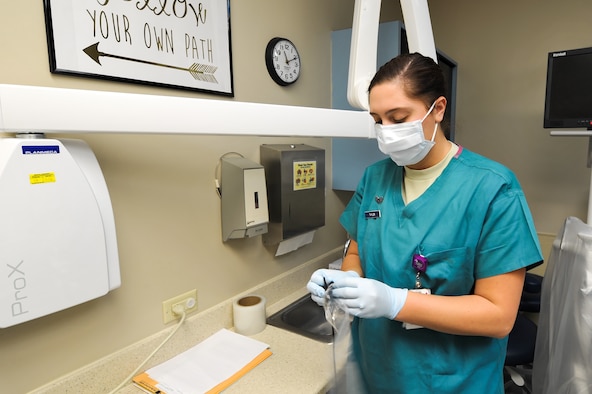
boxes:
[364,210,381,219]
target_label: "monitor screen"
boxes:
[544,47,592,129]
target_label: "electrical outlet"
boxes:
[162,289,198,324]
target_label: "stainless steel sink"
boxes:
[267,294,334,343]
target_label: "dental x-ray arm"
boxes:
[347,0,438,110]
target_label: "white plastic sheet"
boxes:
[533,216,592,393]
[324,285,366,394]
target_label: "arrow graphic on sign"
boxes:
[83,42,218,84]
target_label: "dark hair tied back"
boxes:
[368,53,447,109]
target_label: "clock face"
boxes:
[265,38,301,86]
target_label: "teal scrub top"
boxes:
[339,147,542,394]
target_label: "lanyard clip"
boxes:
[412,254,428,273]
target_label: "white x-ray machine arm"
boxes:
[0,1,437,137]
[347,0,437,110]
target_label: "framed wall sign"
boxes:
[44,0,234,96]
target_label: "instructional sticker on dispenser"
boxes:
[293,161,317,190]
[30,172,56,184]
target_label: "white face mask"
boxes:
[374,101,438,166]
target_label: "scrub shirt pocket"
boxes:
[420,246,474,295]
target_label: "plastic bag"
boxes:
[533,216,592,393]
[324,285,366,394]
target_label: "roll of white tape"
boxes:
[233,295,267,336]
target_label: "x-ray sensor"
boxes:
[0,135,120,328]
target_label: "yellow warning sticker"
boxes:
[30,172,56,184]
[293,161,317,190]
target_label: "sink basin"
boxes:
[267,294,334,343]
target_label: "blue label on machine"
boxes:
[22,146,60,155]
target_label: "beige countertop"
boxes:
[222,306,338,393]
[225,328,336,394]
[119,290,338,394]
[32,251,344,394]
[118,292,334,394]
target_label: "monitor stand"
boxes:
[550,127,592,223]
[587,127,592,224]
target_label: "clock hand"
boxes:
[284,51,289,65]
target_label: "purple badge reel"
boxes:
[403,254,431,330]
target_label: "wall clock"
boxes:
[265,37,301,86]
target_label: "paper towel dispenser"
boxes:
[220,156,269,242]
[260,144,325,246]
[0,135,120,328]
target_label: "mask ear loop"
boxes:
[421,101,438,122]
[421,101,439,143]
[430,122,439,142]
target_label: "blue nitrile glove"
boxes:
[330,276,408,319]
[307,269,360,306]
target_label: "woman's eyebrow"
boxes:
[384,107,411,118]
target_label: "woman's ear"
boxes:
[434,96,447,123]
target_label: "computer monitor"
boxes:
[544,46,592,130]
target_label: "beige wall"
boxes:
[429,0,592,233]
[0,2,351,392]
[1,0,590,392]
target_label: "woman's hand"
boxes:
[330,276,408,319]
[306,269,359,306]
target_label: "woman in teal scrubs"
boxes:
[308,53,542,393]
